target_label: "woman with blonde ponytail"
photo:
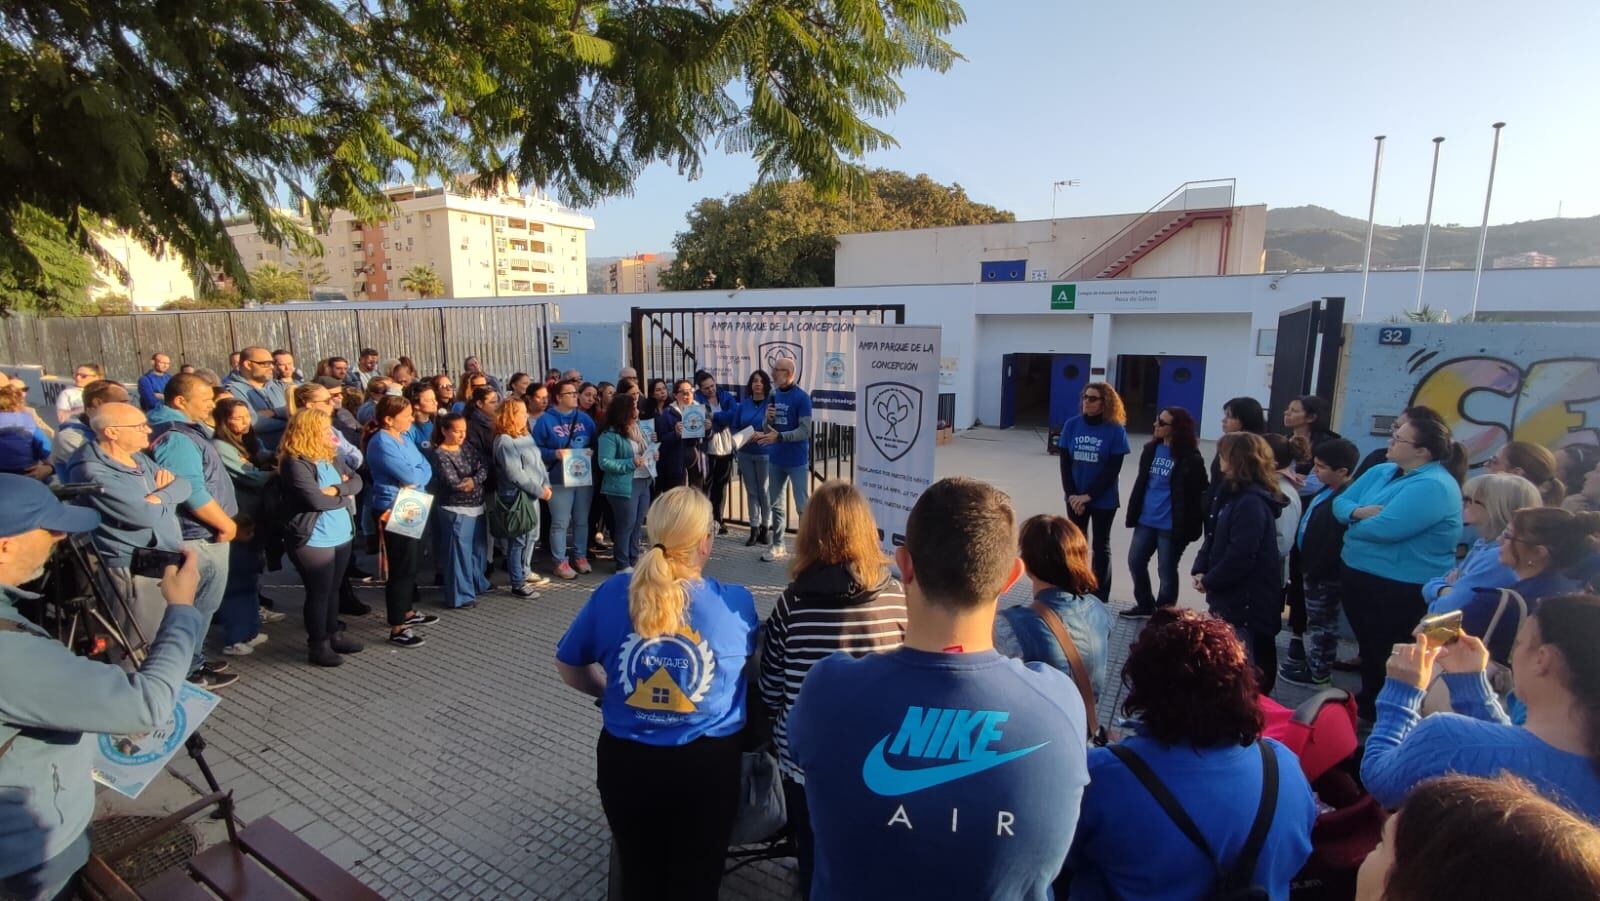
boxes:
[555,486,757,901]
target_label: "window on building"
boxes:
[256,252,264,260]
[460,214,467,222]
[405,215,413,224]
[424,214,432,226]
[384,261,392,271]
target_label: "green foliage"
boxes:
[246,263,306,304]
[0,0,967,313]
[398,264,445,299]
[89,292,132,315]
[0,204,99,315]
[160,294,238,311]
[662,169,1013,289]
[294,260,331,294]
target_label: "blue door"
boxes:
[1000,354,1019,428]
[1156,356,1206,419]
[1049,354,1092,431]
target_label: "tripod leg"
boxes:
[184,733,225,794]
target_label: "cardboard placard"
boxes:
[680,403,707,439]
[385,487,434,539]
[562,448,593,487]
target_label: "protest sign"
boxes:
[853,325,941,553]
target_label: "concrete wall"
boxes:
[835,205,1268,287]
[1338,322,1600,468]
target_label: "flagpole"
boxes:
[1358,135,1386,321]
[1469,123,1506,322]
[1415,137,1444,313]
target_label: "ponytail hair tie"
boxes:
[653,543,666,552]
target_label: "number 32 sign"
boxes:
[1379,327,1412,346]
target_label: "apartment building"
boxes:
[226,178,595,300]
[606,253,669,294]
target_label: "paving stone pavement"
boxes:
[182,429,1356,899]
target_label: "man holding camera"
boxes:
[0,475,204,900]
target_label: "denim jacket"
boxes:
[994,587,1114,700]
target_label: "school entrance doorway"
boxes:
[1116,355,1206,434]
[1000,353,1091,430]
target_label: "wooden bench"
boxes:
[81,791,382,901]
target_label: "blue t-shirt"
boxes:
[1058,417,1130,510]
[308,461,354,548]
[1066,735,1316,901]
[1138,444,1175,530]
[790,648,1089,901]
[406,418,434,451]
[767,385,813,469]
[555,574,757,746]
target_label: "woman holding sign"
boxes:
[733,370,774,547]
[656,379,706,494]
[597,394,655,573]
[364,395,439,647]
[534,379,598,580]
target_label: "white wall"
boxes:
[551,266,1600,434]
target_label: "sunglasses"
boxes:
[1155,419,1173,427]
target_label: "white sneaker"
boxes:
[761,543,787,562]
[222,642,255,656]
[258,607,286,624]
[525,571,552,587]
[247,633,270,647]
[617,566,634,575]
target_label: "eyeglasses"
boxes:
[74,371,96,379]
[108,422,151,432]
[1389,436,1418,446]
[244,358,271,366]
[1155,418,1173,427]
[1501,528,1537,546]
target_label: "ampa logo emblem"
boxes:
[760,341,804,381]
[864,382,923,462]
[823,352,847,385]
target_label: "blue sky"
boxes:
[581,0,1600,257]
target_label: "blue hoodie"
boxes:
[365,430,432,513]
[1424,537,1517,614]
[729,396,772,457]
[1333,461,1463,585]
[532,408,596,486]
[62,440,189,568]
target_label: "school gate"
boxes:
[630,303,906,529]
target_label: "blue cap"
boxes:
[0,475,101,538]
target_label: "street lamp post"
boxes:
[1357,135,1386,321]
[1416,137,1444,313]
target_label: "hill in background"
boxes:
[1264,205,1600,271]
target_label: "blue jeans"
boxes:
[1128,525,1185,610]
[607,481,651,568]
[767,464,810,537]
[215,538,262,646]
[440,509,490,607]
[738,453,771,528]
[186,539,230,673]
[550,484,594,564]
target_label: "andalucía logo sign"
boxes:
[864,381,922,463]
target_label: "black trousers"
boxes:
[1067,506,1117,601]
[1286,545,1307,636]
[381,524,421,627]
[288,541,351,644]
[705,454,735,524]
[597,730,741,901]
[1341,563,1427,720]
[782,776,814,900]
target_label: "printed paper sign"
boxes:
[854,325,942,553]
[386,487,434,539]
[698,313,869,424]
[680,404,707,439]
[562,448,593,487]
[92,682,220,798]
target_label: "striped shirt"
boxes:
[759,564,907,782]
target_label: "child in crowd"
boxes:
[1280,439,1358,688]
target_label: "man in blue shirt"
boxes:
[0,477,204,901]
[220,346,289,453]
[790,477,1089,900]
[136,352,172,412]
[150,373,240,690]
[755,357,812,562]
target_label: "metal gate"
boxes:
[1269,296,1345,431]
[630,303,907,529]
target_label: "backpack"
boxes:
[1109,740,1279,901]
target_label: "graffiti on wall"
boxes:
[1407,354,1600,464]
[1339,324,1600,469]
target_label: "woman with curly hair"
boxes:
[1056,380,1129,601]
[1064,608,1315,899]
[277,409,363,666]
[1123,406,1209,617]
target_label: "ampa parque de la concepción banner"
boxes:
[699,313,870,425]
[853,324,941,553]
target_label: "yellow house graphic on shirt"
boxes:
[626,667,697,713]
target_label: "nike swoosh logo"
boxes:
[861,737,1049,797]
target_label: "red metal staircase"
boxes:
[1058,180,1237,281]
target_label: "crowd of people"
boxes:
[5,342,1600,901]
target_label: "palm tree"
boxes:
[399,264,445,299]
[294,259,331,294]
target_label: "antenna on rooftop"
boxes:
[1051,180,1081,221]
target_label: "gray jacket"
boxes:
[61,441,189,569]
[0,585,202,879]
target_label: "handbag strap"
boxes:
[1029,600,1099,737]
[1109,741,1278,891]
[1483,588,1528,649]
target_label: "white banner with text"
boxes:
[699,313,870,425]
[853,324,942,553]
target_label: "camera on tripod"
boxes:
[15,482,153,662]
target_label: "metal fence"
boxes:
[0,300,556,384]
[630,303,907,529]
